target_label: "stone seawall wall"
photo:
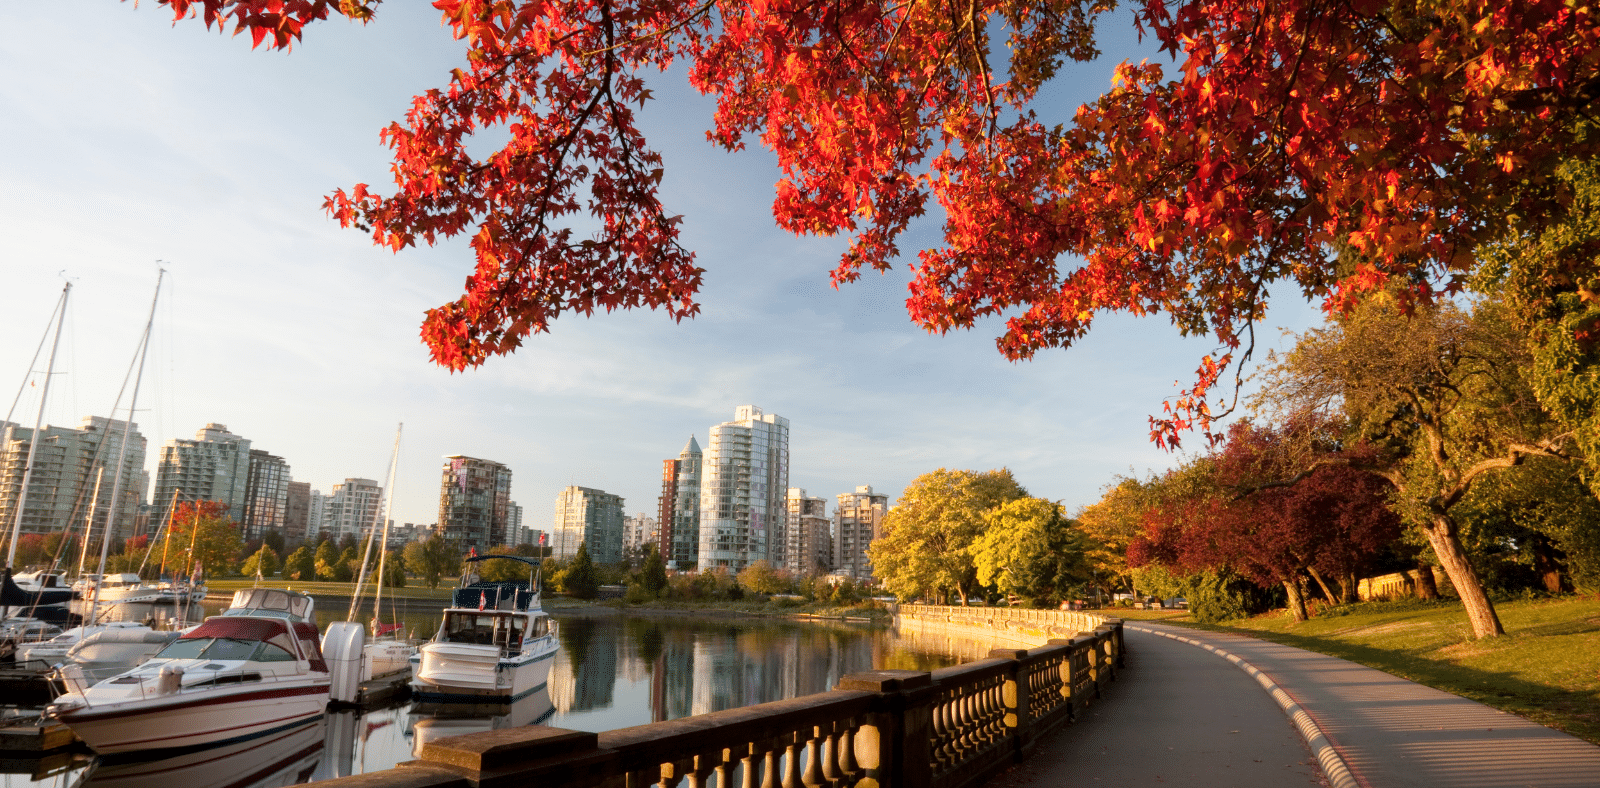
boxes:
[895,604,1115,658]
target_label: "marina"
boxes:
[0,603,961,788]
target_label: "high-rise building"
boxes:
[784,488,831,576]
[283,481,312,544]
[553,486,625,564]
[656,436,701,570]
[242,449,291,542]
[622,513,659,561]
[833,485,888,582]
[320,478,383,544]
[438,455,513,550]
[507,501,524,543]
[152,423,252,525]
[0,416,148,542]
[697,405,790,571]
[306,489,326,542]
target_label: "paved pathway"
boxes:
[988,622,1600,788]
[987,626,1324,787]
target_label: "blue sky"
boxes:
[0,4,1323,531]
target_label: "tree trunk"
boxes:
[1305,566,1339,605]
[1414,559,1439,599]
[1339,571,1358,604]
[1283,577,1309,622]
[1423,515,1504,638]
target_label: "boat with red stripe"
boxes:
[46,588,330,754]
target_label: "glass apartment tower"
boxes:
[697,405,789,572]
[657,436,701,570]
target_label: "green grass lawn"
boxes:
[1166,596,1600,744]
[206,577,460,601]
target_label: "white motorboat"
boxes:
[56,625,182,691]
[16,620,156,667]
[45,588,330,754]
[72,574,163,605]
[410,556,557,703]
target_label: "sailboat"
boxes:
[324,424,416,705]
[1,281,82,629]
[25,275,169,673]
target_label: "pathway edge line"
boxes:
[1127,624,1362,788]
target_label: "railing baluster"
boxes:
[741,744,762,788]
[760,744,781,788]
[780,734,802,788]
[801,728,824,787]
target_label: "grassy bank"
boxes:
[204,579,889,620]
[206,578,459,601]
[1167,596,1600,744]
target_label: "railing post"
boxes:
[987,648,1034,761]
[834,670,936,788]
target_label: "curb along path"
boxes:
[1128,625,1359,788]
[1129,622,1600,788]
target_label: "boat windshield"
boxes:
[153,637,294,662]
[441,612,525,648]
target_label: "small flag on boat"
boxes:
[479,591,487,611]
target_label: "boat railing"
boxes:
[58,665,303,706]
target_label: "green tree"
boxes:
[971,498,1093,607]
[870,468,1028,604]
[1477,155,1600,482]
[637,545,668,598]
[402,535,455,589]
[283,546,315,581]
[560,543,600,599]
[479,545,536,583]
[736,560,788,596]
[1259,296,1572,637]
[337,546,360,582]
[314,540,340,581]
[380,549,407,589]
[164,501,245,577]
[1075,477,1157,597]
[240,545,281,578]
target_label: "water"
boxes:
[5,605,965,788]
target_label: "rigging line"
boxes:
[16,287,151,575]
[4,284,67,426]
[5,282,71,573]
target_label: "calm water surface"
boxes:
[6,601,966,788]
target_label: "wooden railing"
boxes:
[314,617,1122,788]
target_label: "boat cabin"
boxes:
[437,610,550,654]
[222,588,316,623]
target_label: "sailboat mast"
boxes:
[373,423,402,626]
[6,282,71,571]
[90,269,164,623]
[347,423,401,623]
[77,467,106,578]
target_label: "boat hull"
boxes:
[52,679,330,754]
[409,642,555,702]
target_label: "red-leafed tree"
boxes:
[1130,421,1399,621]
[147,0,1600,442]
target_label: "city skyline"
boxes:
[0,5,1323,536]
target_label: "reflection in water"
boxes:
[408,688,557,756]
[545,615,959,734]
[14,612,964,788]
[79,719,325,788]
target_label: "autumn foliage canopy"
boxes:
[154,0,1600,444]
